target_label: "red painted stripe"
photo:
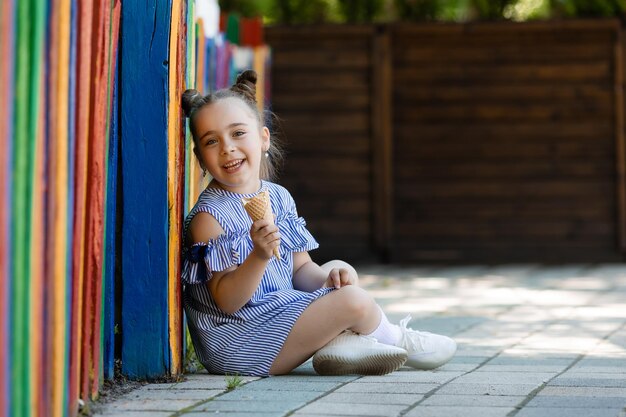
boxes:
[0,1,13,414]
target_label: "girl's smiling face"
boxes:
[193,97,270,194]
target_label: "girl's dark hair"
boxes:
[182,70,284,181]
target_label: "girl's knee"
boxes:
[335,285,373,320]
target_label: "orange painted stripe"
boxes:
[69,0,94,411]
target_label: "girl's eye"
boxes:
[205,138,217,146]
[233,130,246,137]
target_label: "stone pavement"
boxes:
[94,264,626,417]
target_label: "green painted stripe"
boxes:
[12,0,32,414]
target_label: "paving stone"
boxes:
[317,392,421,406]
[487,357,575,366]
[548,378,626,388]
[476,365,566,373]
[356,371,462,384]
[452,372,552,385]
[448,356,489,364]
[268,374,358,383]
[185,413,283,417]
[569,366,626,374]
[538,386,626,397]
[99,398,199,412]
[217,389,322,402]
[515,407,624,417]
[296,402,406,416]
[403,405,514,417]
[575,356,626,366]
[438,363,480,372]
[526,395,626,408]
[236,379,341,391]
[99,412,172,417]
[292,415,351,417]
[193,399,302,412]
[120,387,223,401]
[437,383,538,396]
[154,379,230,390]
[334,382,439,394]
[420,394,525,407]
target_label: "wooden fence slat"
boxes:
[371,24,393,259]
[48,0,71,414]
[167,0,185,377]
[69,0,94,410]
[120,0,172,378]
[103,0,121,382]
[616,28,626,252]
[0,0,14,414]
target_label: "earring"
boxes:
[264,152,269,159]
[202,168,207,177]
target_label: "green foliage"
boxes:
[470,0,520,19]
[221,0,625,26]
[218,0,265,17]
[550,0,626,17]
[271,0,334,24]
[225,373,244,390]
[337,0,385,22]
[183,329,203,373]
[394,0,443,20]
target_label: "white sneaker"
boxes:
[396,315,457,370]
[313,331,408,376]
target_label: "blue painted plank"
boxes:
[103,44,119,381]
[119,0,172,378]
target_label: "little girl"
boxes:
[181,70,456,377]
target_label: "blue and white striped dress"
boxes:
[181,180,333,376]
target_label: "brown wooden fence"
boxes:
[266,19,626,263]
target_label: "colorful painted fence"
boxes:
[1,0,271,415]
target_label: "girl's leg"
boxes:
[269,285,380,375]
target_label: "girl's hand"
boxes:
[323,268,356,289]
[250,219,281,261]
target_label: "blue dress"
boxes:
[181,180,333,376]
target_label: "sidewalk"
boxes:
[93,264,626,417]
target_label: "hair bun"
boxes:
[230,70,257,103]
[181,89,204,117]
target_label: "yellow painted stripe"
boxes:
[53,0,70,415]
[168,0,183,376]
[253,46,267,113]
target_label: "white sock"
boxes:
[366,306,402,346]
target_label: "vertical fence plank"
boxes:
[120,0,172,377]
[617,27,626,252]
[66,0,78,414]
[167,0,186,376]
[69,0,93,410]
[0,0,15,415]
[103,0,121,381]
[45,0,72,415]
[371,26,393,260]
[82,0,113,399]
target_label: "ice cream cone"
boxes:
[242,189,281,259]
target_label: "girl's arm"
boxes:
[189,212,280,314]
[292,252,356,291]
[292,251,327,292]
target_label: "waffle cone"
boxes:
[242,189,281,259]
